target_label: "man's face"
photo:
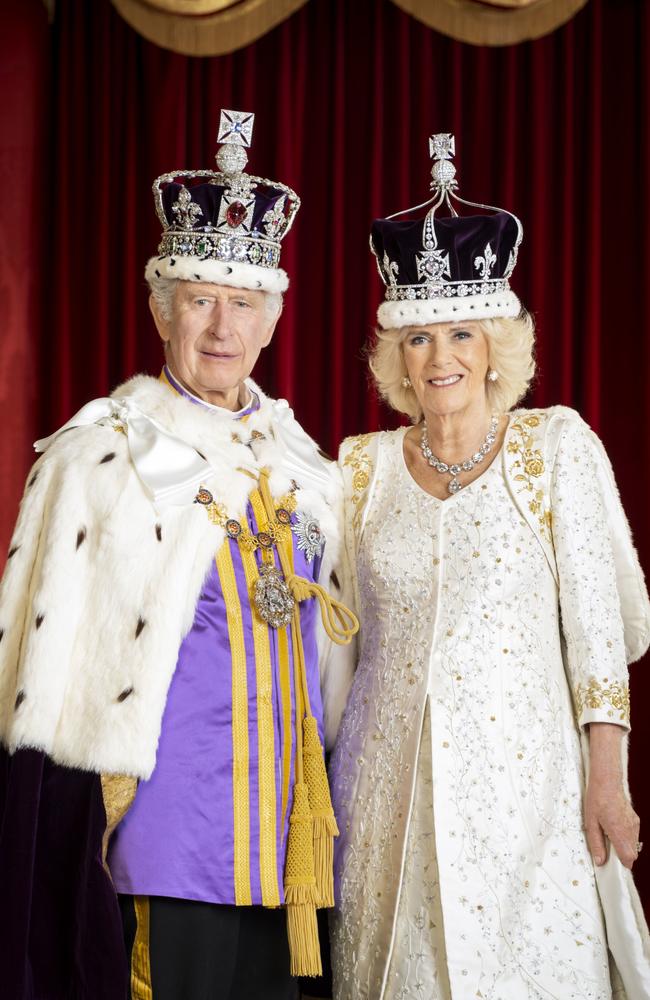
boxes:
[150,281,280,407]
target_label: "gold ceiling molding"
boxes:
[389,0,590,46]
[136,0,243,12]
[110,0,309,56]
[477,0,542,7]
[109,0,590,54]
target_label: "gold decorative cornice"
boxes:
[390,0,590,47]
[110,0,309,56]
[109,0,590,54]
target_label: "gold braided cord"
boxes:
[390,0,589,47]
[110,0,309,56]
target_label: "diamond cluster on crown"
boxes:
[384,278,511,301]
[157,230,281,269]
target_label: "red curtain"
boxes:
[2,0,650,902]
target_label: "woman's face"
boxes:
[402,320,490,420]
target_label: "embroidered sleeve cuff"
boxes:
[574,676,630,729]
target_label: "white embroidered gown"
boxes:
[329,413,646,1000]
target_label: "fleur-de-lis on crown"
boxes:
[382,252,399,287]
[172,186,203,229]
[262,196,287,239]
[474,242,497,280]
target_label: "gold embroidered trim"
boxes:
[216,542,252,905]
[100,773,138,864]
[574,676,630,724]
[278,622,293,842]
[506,413,552,541]
[342,434,374,532]
[247,489,281,906]
[130,897,153,1000]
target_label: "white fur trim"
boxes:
[145,255,289,294]
[0,375,342,778]
[377,289,521,329]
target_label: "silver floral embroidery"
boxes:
[331,419,627,1000]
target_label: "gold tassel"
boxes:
[303,715,339,907]
[284,782,322,977]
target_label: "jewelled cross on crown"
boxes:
[215,109,256,229]
[429,132,458,192]
[216,109,255,177]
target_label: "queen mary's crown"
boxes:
[370,133,523,329]
[145,109,300,295]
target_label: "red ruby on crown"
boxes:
[226,201,247,227]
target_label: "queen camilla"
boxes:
[328,135,650,999]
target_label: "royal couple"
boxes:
[0,110,649,1000]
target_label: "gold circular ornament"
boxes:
[353,470,369,491]
[256,530,274,549]
[275,507,292,526]
[195,488,214,505]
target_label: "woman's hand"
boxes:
[585,722,640,870]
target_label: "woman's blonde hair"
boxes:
[368,312,536,421]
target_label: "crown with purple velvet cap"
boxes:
[371,133,523,329]
[145,110,300,295]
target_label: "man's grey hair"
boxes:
[147,275,282,323]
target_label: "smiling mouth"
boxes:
[428,374,463,387]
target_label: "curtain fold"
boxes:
[2,0,649,906]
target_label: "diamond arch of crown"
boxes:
[108,0,590,55]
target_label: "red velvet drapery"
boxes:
[1,0,649,902]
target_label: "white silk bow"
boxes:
[34,397,213,509]
[33,392,332,510]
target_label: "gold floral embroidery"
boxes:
[506,413,552,541]
[100,773,138,866]
[342,434,374,531]
[574,676,630,724]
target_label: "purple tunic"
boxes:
[108,368,325,906]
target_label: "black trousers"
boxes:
[119,895,298,1000]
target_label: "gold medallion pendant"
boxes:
[253,563,295,629]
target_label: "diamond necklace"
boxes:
[420,415,500,495]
